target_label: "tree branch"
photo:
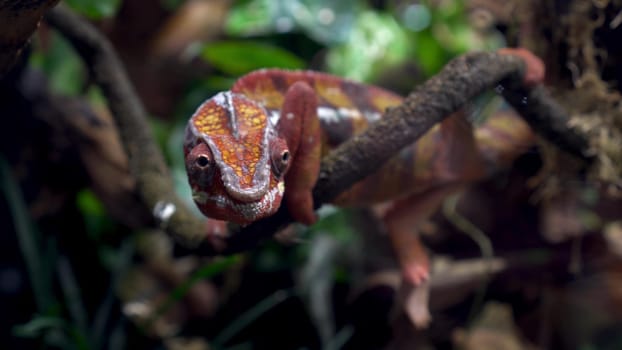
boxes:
[45,5,592,256]
[500,81,593,162]
[46,5,206,247]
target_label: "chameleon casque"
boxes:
[184,49,544,285]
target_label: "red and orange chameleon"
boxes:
[184,48,544,285]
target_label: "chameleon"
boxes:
[184,48,544,285]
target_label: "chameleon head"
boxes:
[184,91,290,224]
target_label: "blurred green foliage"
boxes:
[223,0,499,81]
[76,190,114,241]
[226,0,360,45]
[30,33,85,96]
[325,10,411,81]
[201,41,305,75]
[64,0,122,19]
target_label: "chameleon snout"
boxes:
[222,177,269,203]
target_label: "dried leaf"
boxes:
[453,302,539,350]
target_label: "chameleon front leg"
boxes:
[278,81,322,225]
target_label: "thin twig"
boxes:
[46,5,592,256]
[500,80,593,161]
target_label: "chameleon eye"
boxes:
[271,146,290,178]
[186,143,215,184]
[281,150,290,163]
[196,154,210,168]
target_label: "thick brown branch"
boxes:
[46,6,592,256]
[500,82,594,162]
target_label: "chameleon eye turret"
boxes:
[185,142,215,188]
[270,142,290,178]
[280,150,290,165]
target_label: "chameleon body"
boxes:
[184,69,535,227]
[185,48,544,298]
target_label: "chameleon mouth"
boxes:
[193,182,285,222]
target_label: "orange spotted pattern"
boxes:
[237,77,285,110]
[233,69,403,115]
[314,80,355,108]
[370,91,403,112]
[192,95,269,188]
[192,101,230,135]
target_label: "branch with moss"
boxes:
[45,5,592,256]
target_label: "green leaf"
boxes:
[64,0,122,19]
[285,0,360,45]
[30,33,85,96]
[307,208,358,243]
[76,189,114,241]
[13,316,66,338]
[14,316,92,350]
[326,11,412,81]
[76,189,105,216]
[225,0,274,36]
[0,158,55,312]
[201,41,305,76]
[213,289,294,346]
[412,32,448,74]
[225,0,360,45]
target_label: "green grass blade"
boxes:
[0,158,53,311]
[143,255,241,330]
[58,257,90,344]
[213,289,294,347]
